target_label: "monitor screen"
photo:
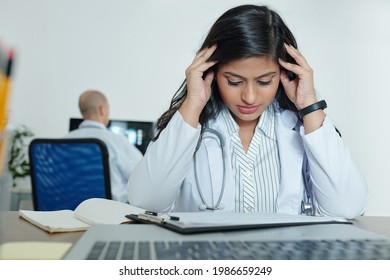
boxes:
[69,118,154,154]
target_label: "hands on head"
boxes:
[181,42,319,127]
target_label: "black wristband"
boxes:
[297,100,327,119]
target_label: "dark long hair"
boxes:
[153,5,298,141]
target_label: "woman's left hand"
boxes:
[279,44,317,110]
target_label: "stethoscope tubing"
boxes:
[194,123,314,215]
[194,126,226,211]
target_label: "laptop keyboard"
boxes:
[86,239,390,260]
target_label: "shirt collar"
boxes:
[221,102,277,140]
[258,102,276,140]
[79,120,107,130]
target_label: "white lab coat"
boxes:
[127,108,368,219]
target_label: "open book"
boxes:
[19,198,145,233]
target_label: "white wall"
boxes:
[1,0,389,215]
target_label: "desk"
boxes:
[2,211,390,245]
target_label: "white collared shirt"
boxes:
[221,104,280,213]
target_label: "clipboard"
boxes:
[126,211,351,234]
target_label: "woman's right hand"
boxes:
[179,45,218,128]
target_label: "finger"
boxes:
[279,70,298,103]
[204,70,215,87]
[191,44,217,67]
[193,44,217,62]
[278,58,306,76]
[185,60,218,80]
[284,44,310,69]
[186,45,218,81]
[192,47,208,62]
[280,70,297,89]
[279,70,290,87]
[192,61,218,76]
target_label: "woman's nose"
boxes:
[241,84,256,104]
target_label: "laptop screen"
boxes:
[69,118,154,154]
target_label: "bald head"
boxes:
[78,90,110,126]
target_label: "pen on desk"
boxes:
[141,211,180,222]
[144,210,158,216]
[138,213,165,224]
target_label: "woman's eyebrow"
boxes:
[223,71,277,79]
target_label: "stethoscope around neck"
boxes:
[193,122,315,215]
[194,124,226,211]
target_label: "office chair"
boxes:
[29,138,111,211]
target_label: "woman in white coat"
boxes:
[127,5,368,219]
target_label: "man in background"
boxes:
[65,90,143,202]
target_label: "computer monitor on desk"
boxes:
[69,118,154,154]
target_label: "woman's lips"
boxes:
[237,105,259,114]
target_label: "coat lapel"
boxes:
[275,110,305,214]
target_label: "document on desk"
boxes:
[19,198,145,233]
[126,212,350,234]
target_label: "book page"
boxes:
[74,198,145,225]
[19,210,89,233]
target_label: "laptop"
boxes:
[64,223,390,260]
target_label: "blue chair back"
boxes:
[29,138,111,211]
